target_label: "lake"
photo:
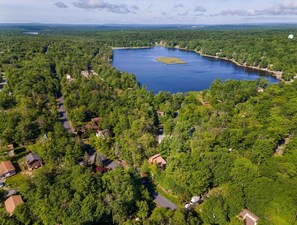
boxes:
[112,46,278,93]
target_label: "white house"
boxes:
[288,34,294,39]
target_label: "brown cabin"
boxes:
[0,161,16,178]
[5,195,23,215]
[25,153,43,171]
[239,209,259,225]
[92,117,102,125]
[148,154,167,168]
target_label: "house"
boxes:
[148,154,167,168]
[202,101,211,107]
[96,129,111,139]
[25,153,43,171]
[92,117,102,125]
[257,87,264,93]
[0,161,16,179]
[239,209,259,225]
[84,123,99,131]
[4,195,23,215]
[288,34,294,39]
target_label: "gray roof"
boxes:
[25,153,42,164]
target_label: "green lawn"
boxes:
[156,57,186,65]
[5,173,27,189]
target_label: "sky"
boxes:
[1,0,297,24]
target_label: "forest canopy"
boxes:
[0,27,296,225]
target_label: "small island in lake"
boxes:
[156,57,186,65]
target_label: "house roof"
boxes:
[0,161,15,175]
[25,153,42,165]
[84,123,100,131]
[4,195,23,214]
[92,117,102,124]
[240,209,259,225]
[148,154,167,165]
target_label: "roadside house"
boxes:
[25,153,43,171]
[4,195,23,215]
[148,154,167,168]
[239,209,259,225]
[0,161,16,179]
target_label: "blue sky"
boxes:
[1,0,297,24]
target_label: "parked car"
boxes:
[0,181,4,187]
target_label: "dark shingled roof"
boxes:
[25,153,42,165]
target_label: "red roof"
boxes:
[240,209,259,225]
[148,154,167,166]
[5,195,23,214]
[0,161,15,176]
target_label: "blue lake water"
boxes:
[112,46,278,93]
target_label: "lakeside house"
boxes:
[5,195,24,215]
[0,161,16,179]
[148,154,167,168]
[257,87,264,93]
[202,101,211,107]
[239,209,259,225]
[25,153,43,171]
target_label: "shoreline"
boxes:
[112,46,152,50]
[111,45,284,82]
[175,47,283,82]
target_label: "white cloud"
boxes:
[214,1,297,17]
[73,0,139,14]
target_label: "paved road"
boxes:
[58,96,72,131]
[154,193,177,209]
[143,179,177,210]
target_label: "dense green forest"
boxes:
[0,27,297,225]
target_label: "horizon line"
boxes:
[1,22,297,26]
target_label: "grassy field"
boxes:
[156,57,186,65]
